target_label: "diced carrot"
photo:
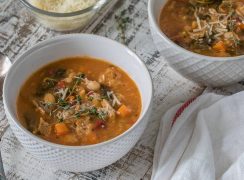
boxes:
[55,123,69,136]
[117,104,131,117]
[212,41,226,52]
[239,23,244,31]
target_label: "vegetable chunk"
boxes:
[55,123,69,136]
[117,105,131,117]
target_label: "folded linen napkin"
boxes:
[152,92,244,180]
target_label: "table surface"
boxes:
[0,0,205,179]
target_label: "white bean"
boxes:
[86,81,100,91]
[64,72,75,83]
[64,77,72,83]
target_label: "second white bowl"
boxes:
[148,0,244,87]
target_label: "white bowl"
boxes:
[148,0,244,87]
[3,34,153,172]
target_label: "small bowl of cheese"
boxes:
[20,0,109,31]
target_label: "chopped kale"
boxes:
[57,99,70,109]
[42,78,57,89]
[54,68,66,78]
[100,85,110,100]
[76,95,82,104]
[36,77,58,96]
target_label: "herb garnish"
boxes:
[57,99,70,109]
[68,73,85,96]
[74,73,85,84]
[89,107,98,116]
[76,95,82,104]
[35,69,113,123]
[98,111,108,120]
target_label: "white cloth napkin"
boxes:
[152,92,244,180]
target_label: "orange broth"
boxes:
[17,57,141,146]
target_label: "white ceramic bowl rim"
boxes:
[3,34,153,150]
[148,0,244,62]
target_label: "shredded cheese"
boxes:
[107,91,121,107]
[28,0,97,13]
[55,87,69,100]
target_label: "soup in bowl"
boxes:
[159,0,244,57]
[17,56,141,146]
[148,0,244,86]
[3,34,153,172]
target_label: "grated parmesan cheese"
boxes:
[28,0,97,13]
